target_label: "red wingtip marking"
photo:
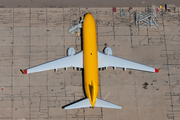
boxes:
[155,68,158,73]
[20,69,27,74]
[24,69,27,74]
[113,7,116,12]
[155,68,161,73]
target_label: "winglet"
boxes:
[155,68,161,73]
[20,69,27,74]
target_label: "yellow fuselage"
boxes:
[83,13,99,107]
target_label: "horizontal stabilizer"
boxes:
[63,98,91,109]
[95,98,122,109]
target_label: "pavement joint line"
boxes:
[29,8,31,120]
[11,8,14,120]
[45,7,50,119]
[62,7,68,120]
[162,10,175,120]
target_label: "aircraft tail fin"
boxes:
[95,98,122,109]
[63,98,91,109]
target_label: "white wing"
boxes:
[21,51,83,74]
[98,51,160,73]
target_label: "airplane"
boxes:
[20,12,161,109]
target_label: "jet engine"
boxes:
[104,47,112,55]
[67,47,76,56]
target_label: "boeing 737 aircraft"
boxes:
[20,13,160,109]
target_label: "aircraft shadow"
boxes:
[62,20,87,109]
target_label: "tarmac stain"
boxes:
[153,80,157,82]
[129,71,132,74]
[104,43,107,47]
[60,82,64,85]
[60,87,65,90]
[142,82,148,89]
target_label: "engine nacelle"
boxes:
[104,47,113,55]
[67,47,76,56]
